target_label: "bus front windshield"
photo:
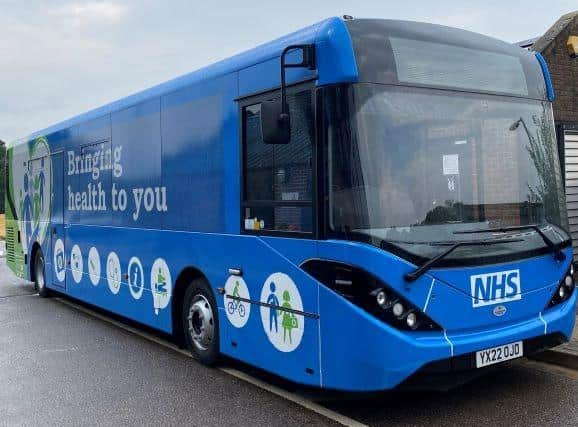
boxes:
[325,84,570,264]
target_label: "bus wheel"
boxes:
[34,250,50,298]
[182,279,219,365]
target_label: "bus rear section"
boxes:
[3,17,576,393]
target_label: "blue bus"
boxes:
[5,17,576,392]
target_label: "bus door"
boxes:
[50,152,66,290]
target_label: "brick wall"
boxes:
[481,120,522,225]
[541,16,578,124]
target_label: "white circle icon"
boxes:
[260,273,304,352]
[127,256,144,300]
[106,252,121,295]
[224,276,250,328]
[53,239,65,282]
[88,247,101,286]
[70,245,83,284]
[150,258,172,315]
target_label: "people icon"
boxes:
[267,282,280,333]
[281,290,298,344]
[32,160,46,226]
[21,173,33,246]
[260,273,304,352]
[38,157,45,212]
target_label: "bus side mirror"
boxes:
[261,99,291,145]
[260,43,314,145]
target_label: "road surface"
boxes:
[0,257,576,426]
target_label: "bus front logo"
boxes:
[470,269,521,308]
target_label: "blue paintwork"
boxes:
[12,17,575,392]
[535,52,556,101]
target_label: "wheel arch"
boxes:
[29,241,42,282]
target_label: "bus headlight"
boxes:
[406,311,419,330]
[301,259,442,332]
[547,266,575,308]
[392,301,404,318]
[375,289,388,308]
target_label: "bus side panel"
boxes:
[222,73,241,234]
[65,115,111,228]
[53,225,322,387]
[110,98,162,229]
[63,224,171,328]
[161,76,227,233]
[218,235,321,387]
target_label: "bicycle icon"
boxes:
[227,299,246,317]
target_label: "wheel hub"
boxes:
[35,257,45,290]
[187,295,214,351]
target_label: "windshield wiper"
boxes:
[404,238,523,283]
[453,224,566,261]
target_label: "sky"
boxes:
[0,0,576,142]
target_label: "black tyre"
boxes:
[34,249,50,298]
[182,278,219,365]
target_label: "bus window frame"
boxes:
[238,81,320,239]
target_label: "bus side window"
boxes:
[242,90,314,234]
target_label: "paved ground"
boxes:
[550,320,578,357]
[2,257,578,426]
[0,259,334,426]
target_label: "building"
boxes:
[519,11,578,258]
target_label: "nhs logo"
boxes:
[470,269,521,308]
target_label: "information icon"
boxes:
[127,256,144,300]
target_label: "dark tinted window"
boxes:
[243,90,314,233]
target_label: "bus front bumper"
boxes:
[319,289,576,392]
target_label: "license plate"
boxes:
[475,341,523,368]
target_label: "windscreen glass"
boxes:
[324,84,569,263]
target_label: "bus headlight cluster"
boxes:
[369,288,439,331]
[548,265,575,308]
[301,260,441,333]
